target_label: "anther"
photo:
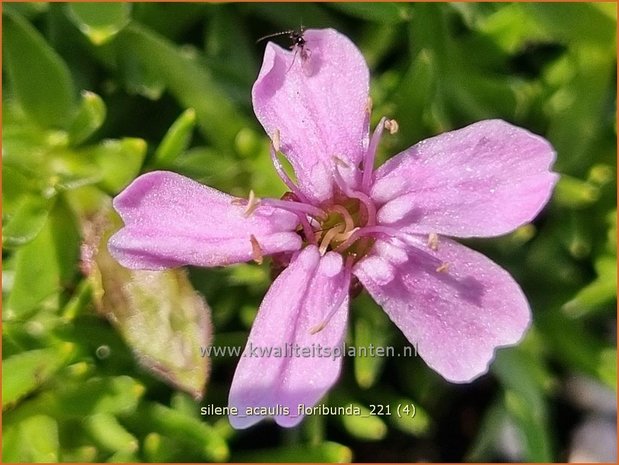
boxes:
[272,129,281,152]
[231,190,260,217]
[436,262,449,273]
[244,190,260,217]
[385,119,399,134]
[309,321,327,335]
[250,235,264,265]
[428,233,439,251]
[365,97,373,115]
[333,155,350,168]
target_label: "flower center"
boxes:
[305,196,376,262]
[312,198,374,261]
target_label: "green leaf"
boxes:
[152,108,196,168]
[65,376,146,417]
[59,446,98,462]
[563,255,617,318]
[3,2,49,20]
[544,45,615,176]
[409,4,520,125]
[233,442,352,463]
[476,3,551,53]
[539,311,617,390]
[129,402,229,462]
[352,294,392,389]
[340,404,388,441]
[2,195,54,248]
[493,348,554,461]
[85,138,147,194]
[85,413,138,454]
[328,2,412,24]
[116,24,248,151]
[68,91,107,145]
[554,175,600,209]
[88,212,212,400]
[393,49,435,143]
[2,343,76,409]
[6,200,79,320]
[2,415,59,462]
[66,2,131,45]
[204,6,258,87]
[465,399,506,461]
[3,10,76,128]
[525,3,616,46]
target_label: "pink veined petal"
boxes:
[353,237,531,383]
[371,119,559,238]
[228,246,349,429]
[253,28,370,203]
[108,171,302,269]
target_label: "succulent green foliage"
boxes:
[3,9,76,128]
[2,3,616,462]
[66,2,132,45]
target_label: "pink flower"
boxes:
[109,28,558,429]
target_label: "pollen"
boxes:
[333,155,350,168]
[309,321,327,335]
[250,234,264,265]
[272,129,281,152]
[436,262,449,273]
[428,232,439,251]
[365,96,373,115]
[385,118,399,134]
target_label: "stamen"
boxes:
[428,232,439,251]
[309,320,328,334]
[333,226,380,253]
[272,129,281,152]
[260,198,326,219]
[330,205,355,233]
[333,155,350,168]
[244,190,259,217]
[361,117,387,192]
[333,227,359,243]
[231,190,260,217]
[332,168,377,227]
[298,214,317,245]
[250,235,264,264]
[365,97,373,115]
[319,225,344,255]
[333,226,443,269]
[384,119,399,134]
[348,190,377,226]
[436,262,449,273]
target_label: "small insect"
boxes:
[257,27,311,71]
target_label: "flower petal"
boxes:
[108,171,302,269]
[228,246,349,429]
[354,236,530,383]
[371,120,558,237]
[253,28,370,203]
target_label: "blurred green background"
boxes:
[2,2,617,462]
